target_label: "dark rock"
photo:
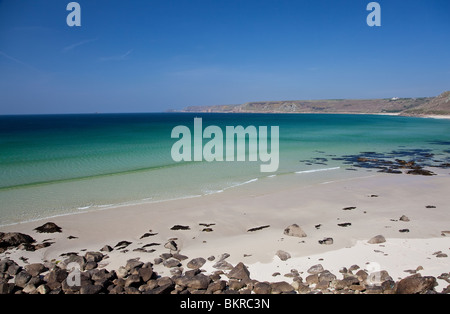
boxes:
[46,268,69,284]
[305,274,319,285]
[207,280,226,293]
[170,225,190,230]
[318,237,334,245]
[283,224,307,238]
[125,259,144,271]
[276,250,291,261]
[24,263,47,277]
[342,207,356,211]
[84,261,98,271]
[0,283,15,294]
[80,284,103,294]
[307,264,324,275]
[163,258,181,268]
[228,262,251,282]
[34,241,54,250]
[172,253,188,261]
[247,225,270,232]
[7,262,21,276]
[114,240,132,249]
[139,232,158,239]
[399,229,410,233]
[406,169,436,176]
[270,281,295,294]
[61,255,86,271]
[396,274,437,294]
[332,276,360,290]
[91,269,116,282]
[0,232,35,250]
[124,274,142,288]
[337,223,352,227]
[319,270,336,283]
[212,260,233,271]
[160,253,172,260]
[145,283,175,294]
[100,245,113,252]
[124,286,140,294]
[187,257,206,269]
[186,273,210,290]
[253,282,272,294]
[84,251,104,263]
[164,240,178,251]
[34,222,62,233]
[138,267,154,282]
[15,270,32,288]
[228,279,245,291]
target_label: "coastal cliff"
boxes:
[179,91,450,116]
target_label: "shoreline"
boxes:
[1,168,450,293]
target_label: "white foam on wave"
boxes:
[295,167,340,174]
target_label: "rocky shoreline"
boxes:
[1,224,449,295]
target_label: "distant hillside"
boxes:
[401,91,450,116]
[179,91,450,116]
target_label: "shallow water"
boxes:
[0,113,449,225]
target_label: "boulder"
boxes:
[396,274,437,294]
[187,257,206,270]
[80,284,103,294]
[0,232,35,249]
[124,274,142,288]
[125,259,143,271]
[228,262,251,282]
[15,270,32,288]
[307,264,324,275]
[0,283,15,294]
[368,235,386,244]
[138,267,154,282]
[212,260,234,271]
[24,263,47,277]
[84,251,104,263]
[318,270,336,283]
[186,273,210,290]
[34,222,62,233]
[283,224,307,238]
[207,280,227,293]
[100,245,113,252]
[399,215,410,222]
[253,282,272,294]
[270,281,295,294]
[276,250,291,261]
[164,240,178,251]
[163,258,181,268]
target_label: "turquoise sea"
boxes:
[1,113,450,226]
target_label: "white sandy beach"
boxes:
[1,167,450,290]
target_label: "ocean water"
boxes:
[1,113,449,226]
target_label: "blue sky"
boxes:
[0,0,449,114]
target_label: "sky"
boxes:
[0,0,449,114]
